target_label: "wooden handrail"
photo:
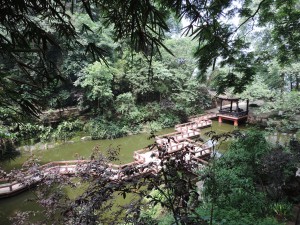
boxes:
[188,113,217,122]
[155,131,182,139]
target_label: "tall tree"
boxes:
[1,0,300,115]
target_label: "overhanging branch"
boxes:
[234,0,268,33]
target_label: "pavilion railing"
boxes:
[218,110,248,117]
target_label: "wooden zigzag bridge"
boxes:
[0,113,217,198]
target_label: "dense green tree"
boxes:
[236,76,275,102]
[2,0,300,114]
[74,61,114,111]
[200,130,299,224]
[115,92,136,115]
[281,62,300,91]
[259,91,300,132]
[0,126,19,161]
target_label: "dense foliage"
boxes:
[5,130,299,224]
[1,0,300,115]
[0,127,19,161]
[1,1,300,224]
[0,12,212,156]
[1,0,300,137]
[140,130,300,225]
[199,130,299,224]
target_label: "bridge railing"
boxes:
[39,160,90,170]
[175,120,212,132]
[188,113,217,122]
[0,172,45,195]
[133,148,155,162]
[167,142,187,152]
[0,181,18,192]
[175,121,198,131]
[155,130,200,144]
[155,131,182,139]
[0,160,92,196]
[191,156,209,165]
[188,143,212,157]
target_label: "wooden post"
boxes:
[218,116,222,123]
[234,119,238,126]
[246,99,249,114]
[230,101,233,112]
[220,99,223,110]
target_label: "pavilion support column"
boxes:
[230,101,233,111]
[220,99,223,110]
[234,119,238,126]
[218,116,222,123]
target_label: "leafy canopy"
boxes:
[1,0,300,115]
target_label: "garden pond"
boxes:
[0,120,293,224]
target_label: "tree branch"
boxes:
[234,0,268,33]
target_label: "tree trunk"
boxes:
[295,205,300,225]
[281,73,285,93]
[212,57,217,71]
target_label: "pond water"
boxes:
[1,121,244,172]
[0,120,252,224]
[1,128,169,172]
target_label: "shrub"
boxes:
[271,202,292,222]
[157,113,180,128]
[89,119,128,140]
[115,92,136,115]
[140,103,162,122]
[211,208,283,225]
[0,138,19,161]
[52,120,84,142]
[145,121,163,133]
[39,126,53,143]
[15,123,43,143]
